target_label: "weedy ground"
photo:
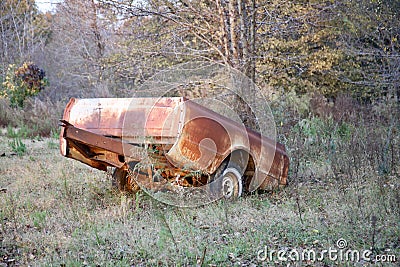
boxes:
[0,100,399,266]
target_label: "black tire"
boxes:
[210,163,243,199]
[220,167,242,199]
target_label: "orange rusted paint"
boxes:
[60,97,289,193]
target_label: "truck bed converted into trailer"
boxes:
[60,97,289,201]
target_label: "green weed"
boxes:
[8,137,27,156]
[47,139,58,149]
[31,211,47,229]
[7,125,30,138]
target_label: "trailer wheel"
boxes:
[210,163,242,200]
[220,167,242,199]
[112,163,139,193]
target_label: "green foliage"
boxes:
[31,211,47,229]
[47,139,59,149]
[296,117,326,141]
[8,137,27,156]
[256,0,345,97]
[285,91,311,117]
[255,0,400,100]
[336,121,353,141]
[294,116,354,144]
[1,62,48,108]
[7,125,30,138]
[50,129,60,139]
[336,0,400,101]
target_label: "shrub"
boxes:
[0,62,48,108]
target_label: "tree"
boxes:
[336,0,400,102]
[43,0,115,99]
[99,0,258,81]
[39,0,400,105]
[0,0,49,76]
[255,0,346,98]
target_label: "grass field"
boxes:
[0,109,399,266]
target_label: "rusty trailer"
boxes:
[60,97,289,200]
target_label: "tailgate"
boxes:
[60,97,185,156]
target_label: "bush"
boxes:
[0,62,48,108]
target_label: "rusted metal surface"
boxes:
[61,120,139,169]
[165,100,287,191]
[60,97,289,194]
[60,97,183,144]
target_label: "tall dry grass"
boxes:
[0,93,399,266]
[0,98,64,137]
